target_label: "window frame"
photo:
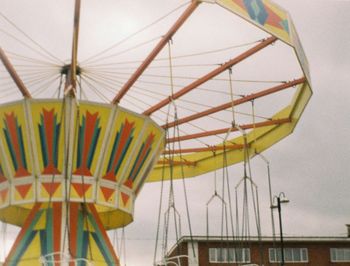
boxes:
[330,248,350,262]
[208,247,251,263]
[269,247,309,263]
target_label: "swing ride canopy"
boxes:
[0,0,312,230]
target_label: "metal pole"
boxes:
[267,164,277,248]
[277,197,285,266]
[0,47,32,98]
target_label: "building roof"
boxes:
[166,235,350,260]
[175,235,350,244]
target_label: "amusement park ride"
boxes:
[0,0,311,265]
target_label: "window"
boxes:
[269,248,308,263]
[330,248,350,262]
[209,248,250,263]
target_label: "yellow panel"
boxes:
[0,186,9,207]
[29,100,65,176]
[0,139,11,182]
[290,20,312,84]
[0,101,33,178]
[216,0,292,44]
[72,102,113,177]
[148,111,289,181]
[97,183,117,207]
[13,178,35,203]
[69,179,95,202]
[290,83,313,120]
[33,211,46,230]
[18,233,41,266]
[87,233,108,264]
[18,259,41,266]
[0,205,30,226]
[84,219,96,232]
[121,121,164,191]
[148,81,312,182]
[99,108,146,183]
[0,99,163,227]
[39,180,64,201]
[99,208,133,230]
[118,190,133,213]
[93,262,110,266]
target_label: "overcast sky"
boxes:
[1,0,350,265]
[126,1,350,265]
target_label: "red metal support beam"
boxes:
[111,1,200,104]
[162,143,245,155]
[163,77,305,129]
[0,47,32,98]
[166,118,291,143]
[143,36,278,116]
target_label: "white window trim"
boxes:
[269,248,309,263]
[330,248,350,262]
[209,247,251,263]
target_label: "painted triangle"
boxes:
[121,192,130,206]
[14,167,31,178]
[42,182,60,196]
[73,167,92,177]
[0,189,8,202]
[103,171,117,182]
[265,5,284,30]
[100,187,115,202]
[72,183,91,198]
[124,179,133,189]
[42,164,61,175]
[233,0,246,10]
[16,184,32,199]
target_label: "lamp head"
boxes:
[278,192,289,204]
[280,197,290,204]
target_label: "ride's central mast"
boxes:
[62,0,81,262]
[65,0,81,96]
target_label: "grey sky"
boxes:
[126,1,350,265]
[0,0,349,265]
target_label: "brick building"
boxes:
[164,226,350,266]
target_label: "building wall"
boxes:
[167,242,190,266]
[167,239,350,266]
[306,242,350,266]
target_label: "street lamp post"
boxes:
[271,192,289,266]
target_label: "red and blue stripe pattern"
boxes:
[4,203,62,266]
[124,132,155,189]
[38,109,61,175]
[234,0,289,32]
[2,112,30,177]
[103,119,135,182]
[69,203,120,265]
[5,203,119,265]
[0,163,7,203]
[74,111,101,176]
